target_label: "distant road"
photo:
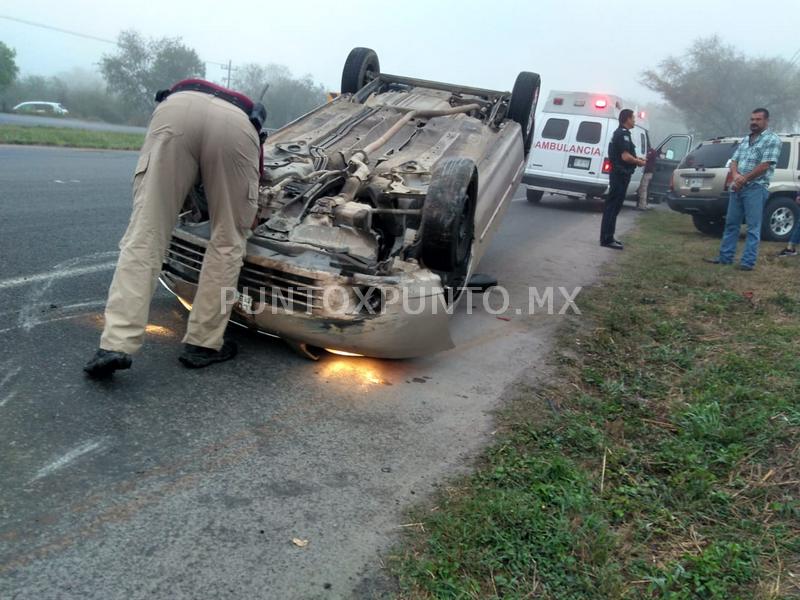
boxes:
[0,112,146,134]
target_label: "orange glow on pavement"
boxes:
[320,359,387,387]
[145,324,173,337]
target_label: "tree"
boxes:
[233,63,326,129]
[641,36,800,139]
[0,41,20,105]
[100,30,205,122]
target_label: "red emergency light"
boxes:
[639,111,646,119]
[553,97,564,105]
[594,99,608,109]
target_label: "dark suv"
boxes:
[667,135,800,242]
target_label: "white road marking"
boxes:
[0,366,21,389]
[0,261,118,291]
[0,390,17,408]
[0,301,106,336]
[54,180,65,184]
[11,251,117,332]
[30,438,107,482]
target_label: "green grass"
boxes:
[0,125,143,150]
[393,212,800,599]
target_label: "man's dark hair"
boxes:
[753,108,770,119]
[619,109,634,125]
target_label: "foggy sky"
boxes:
[2,0,799,106]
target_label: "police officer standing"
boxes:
[600,108,646,250]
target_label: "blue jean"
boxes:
[718,184,769,267]
[790,214,800,246]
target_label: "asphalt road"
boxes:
[0,113,146,134]
[0,145,636,599]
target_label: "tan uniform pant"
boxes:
[100,91,260,354]
[638,172,653,208]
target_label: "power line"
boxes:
[0,15,116,44]
[0,15,228,70]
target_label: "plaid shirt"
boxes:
[730,128,782,188]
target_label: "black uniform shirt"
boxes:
[609,126,637,174]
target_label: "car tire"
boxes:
[692,215,724,237]
[421,158,477,291]
[761,196,798,242]
[341,47,380,94]
[508,71,541,155]
[526,188,544,203]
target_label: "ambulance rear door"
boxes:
[561,117,607,187]
[526,114,572,180]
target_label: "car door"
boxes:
[649,134,693,200]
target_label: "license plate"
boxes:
[235,291,254,313]
[687,178,704,187]
[571,157,591,169]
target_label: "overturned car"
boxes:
[160,48,541,358]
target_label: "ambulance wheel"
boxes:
[421,158,476,284]
[509,71,541,155]
[341,48,380,94]
[526,188,544,203]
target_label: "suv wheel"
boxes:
[692,215,724,237]
[762,196,798,242]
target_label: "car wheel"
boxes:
[692,214,724,237]
[762,196,798,242]
[508,71,541,155]
[421,158,477,292]
[341,47,380,94]
[526,188,544,203]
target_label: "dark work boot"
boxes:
[178,341,238,369]
[84,349,132,378]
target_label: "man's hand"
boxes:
[795,193,800,206]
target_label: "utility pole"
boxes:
[220,60,237,88]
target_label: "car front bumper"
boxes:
[159,227,454,359]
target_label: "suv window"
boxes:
[542,118,569,140]
[575,121,601,144]
[776,142,790,169]
[679,141,738,169]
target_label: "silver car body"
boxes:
[160,73,527,358]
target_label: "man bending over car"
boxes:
[84,79,266,378]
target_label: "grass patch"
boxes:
[393,212,800,599]
[0,125,143,150]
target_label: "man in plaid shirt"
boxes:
[705,108,782,270]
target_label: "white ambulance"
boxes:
[522,90,692,203]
